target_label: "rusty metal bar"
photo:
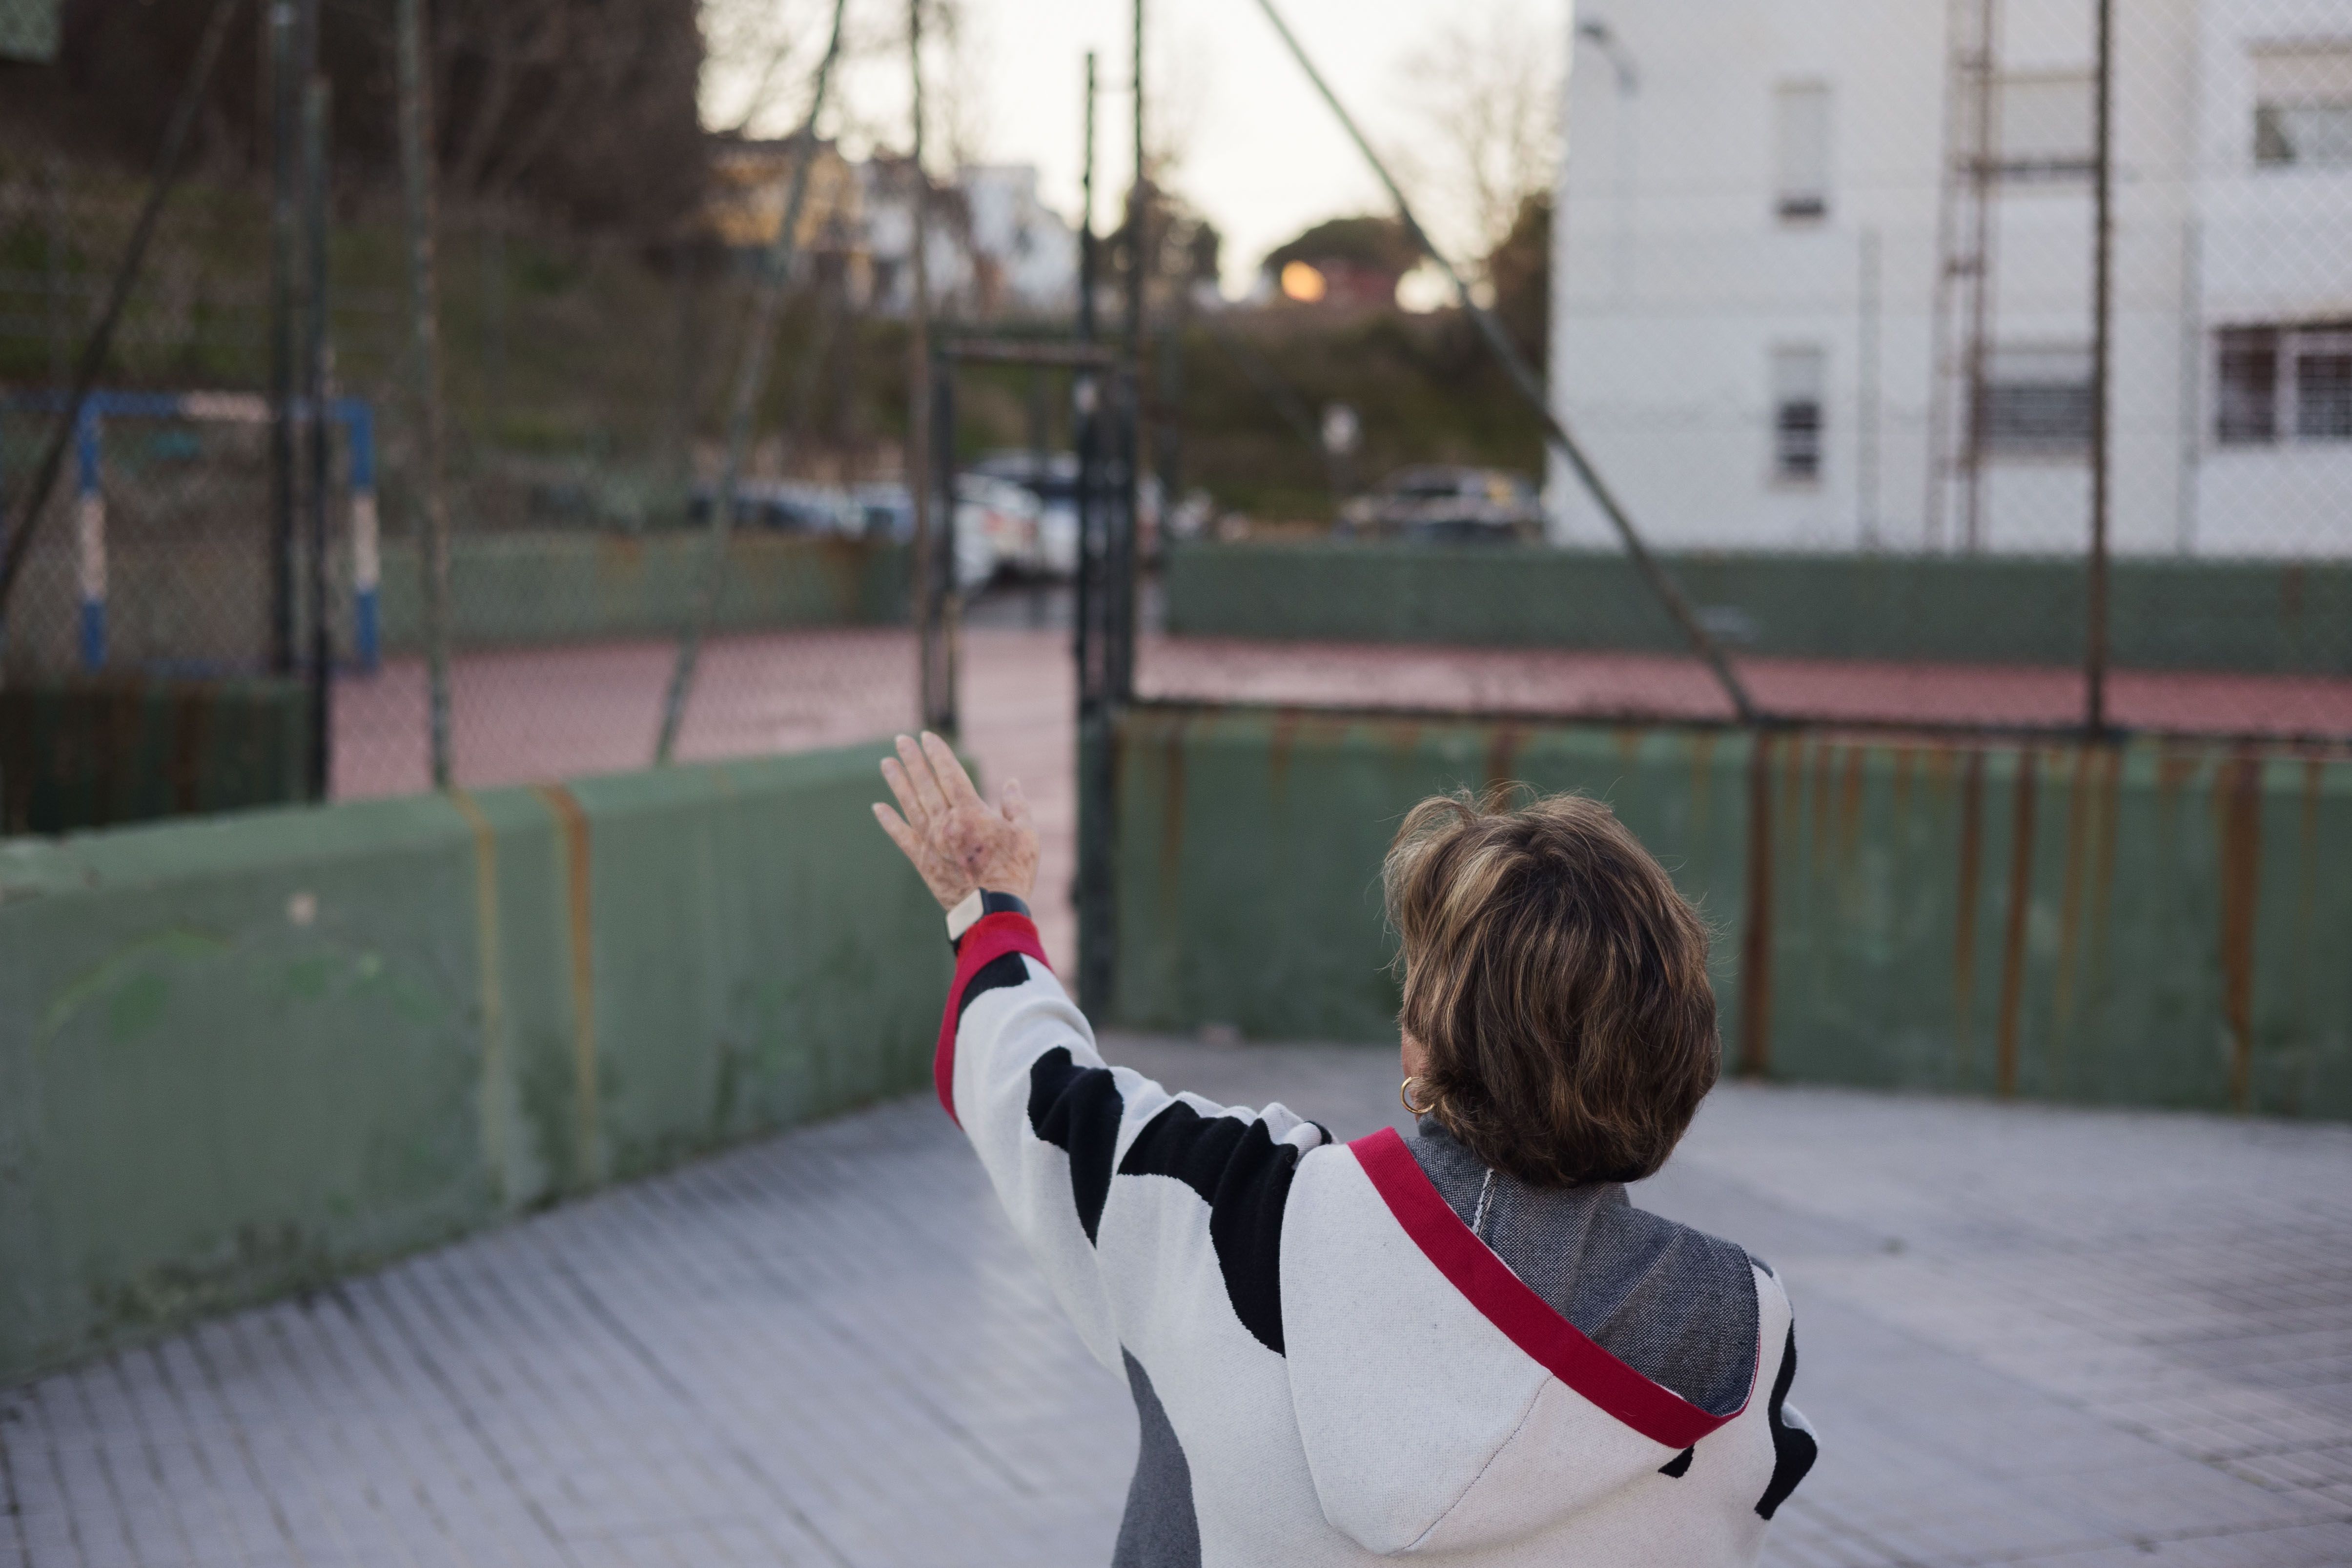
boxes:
[653,0,848,763]
[1243,0,1760,725]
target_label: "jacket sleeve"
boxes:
[936,912,1329,1370]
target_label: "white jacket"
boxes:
[939,913,1817,1566]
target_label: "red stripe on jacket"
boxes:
[936,912,1052,1125]
[1350,1125,1754,1451]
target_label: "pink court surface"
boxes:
[332,626,2352,970]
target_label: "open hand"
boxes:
[873,732,1040,911]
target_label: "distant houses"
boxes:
[705,138,1080,320]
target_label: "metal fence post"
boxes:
[268,0,296,676]
[925,358,960,738]
[74,407,102,669]
[301,69,333,800]
[2086,0,2116,734]
[392,0,452,782]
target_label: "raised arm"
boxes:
[875,735,1329,1372]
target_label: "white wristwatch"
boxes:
[947,888,1031,946]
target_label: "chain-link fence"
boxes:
[0,150,935,810]
[1134,0,2352,746]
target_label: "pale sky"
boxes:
[703,0,1567,295]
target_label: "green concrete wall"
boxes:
[1,677,313,834]
[1111,706,2352,1119]
[1165,543,2352,675]
[377,531,908,652]
[0,742,942,1386]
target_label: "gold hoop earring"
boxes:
[1401,1077,1437,1117]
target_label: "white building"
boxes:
[860,161,1080,320]
[1546,0,2352,557]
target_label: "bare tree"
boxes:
[1398,1,1560,269]
[703,0,838,136]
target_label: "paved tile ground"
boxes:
[9,1038,2352,1567]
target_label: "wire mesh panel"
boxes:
[1136,0,2352,746]
[0,167,925,807]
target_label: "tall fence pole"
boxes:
[268,0,296,674]
[302,69,333,799]
[907,0,954,736]
[2086,0,2116,734]
[1244,0,1759,725]
[1074,50,1119,1015]
[1114,0,1144,706]
[394,0,455,788]
[652,0,848,763]
[0,0,242,628]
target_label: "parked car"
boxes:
[688,479,860,534]
[1337,466,1543,543]
[958,473,1046,579]
[970,450,1081,577]
[852,480,998,591]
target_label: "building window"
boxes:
[1977,345,2094,453]
[2214,323,2352,444]
[1771,346,1826,481]
[2297,342,2352,438]
[1774,83,1831,221]
[1995,73,2097,178]
[2217,329,2280,443]
[2253,44,2352,168]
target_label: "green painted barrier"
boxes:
[1111,706,2352,1119]
[1165,543,2352,675]
[376,531,908,652]
[0,742,942,1386]
[0,676,312,834]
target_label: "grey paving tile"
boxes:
[9,1039,2352,1566]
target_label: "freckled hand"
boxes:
[872,731,1039,912]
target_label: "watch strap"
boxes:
[947,889,1030,946]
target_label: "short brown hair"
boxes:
[1383,787,1719,1187]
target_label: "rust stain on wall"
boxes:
[1835,744,1867,886]
[1953,749,1986,1081]
[1809,740,1837,880]
[2089,744,2123,997]
[1688,731,1717,833]
[2215,756,2264,1113]
[1778,730,1806,874]
[532,783,602,1187]
[2051,747,2096,1059]
[1738,733,1777,1078]
[1484,723,1526,793]
[1159,715,1191,886]
[1995,751,2039,1099]
[1891,746,1917,821]
[1268,708,1303,807]
[449,791,511,1201]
